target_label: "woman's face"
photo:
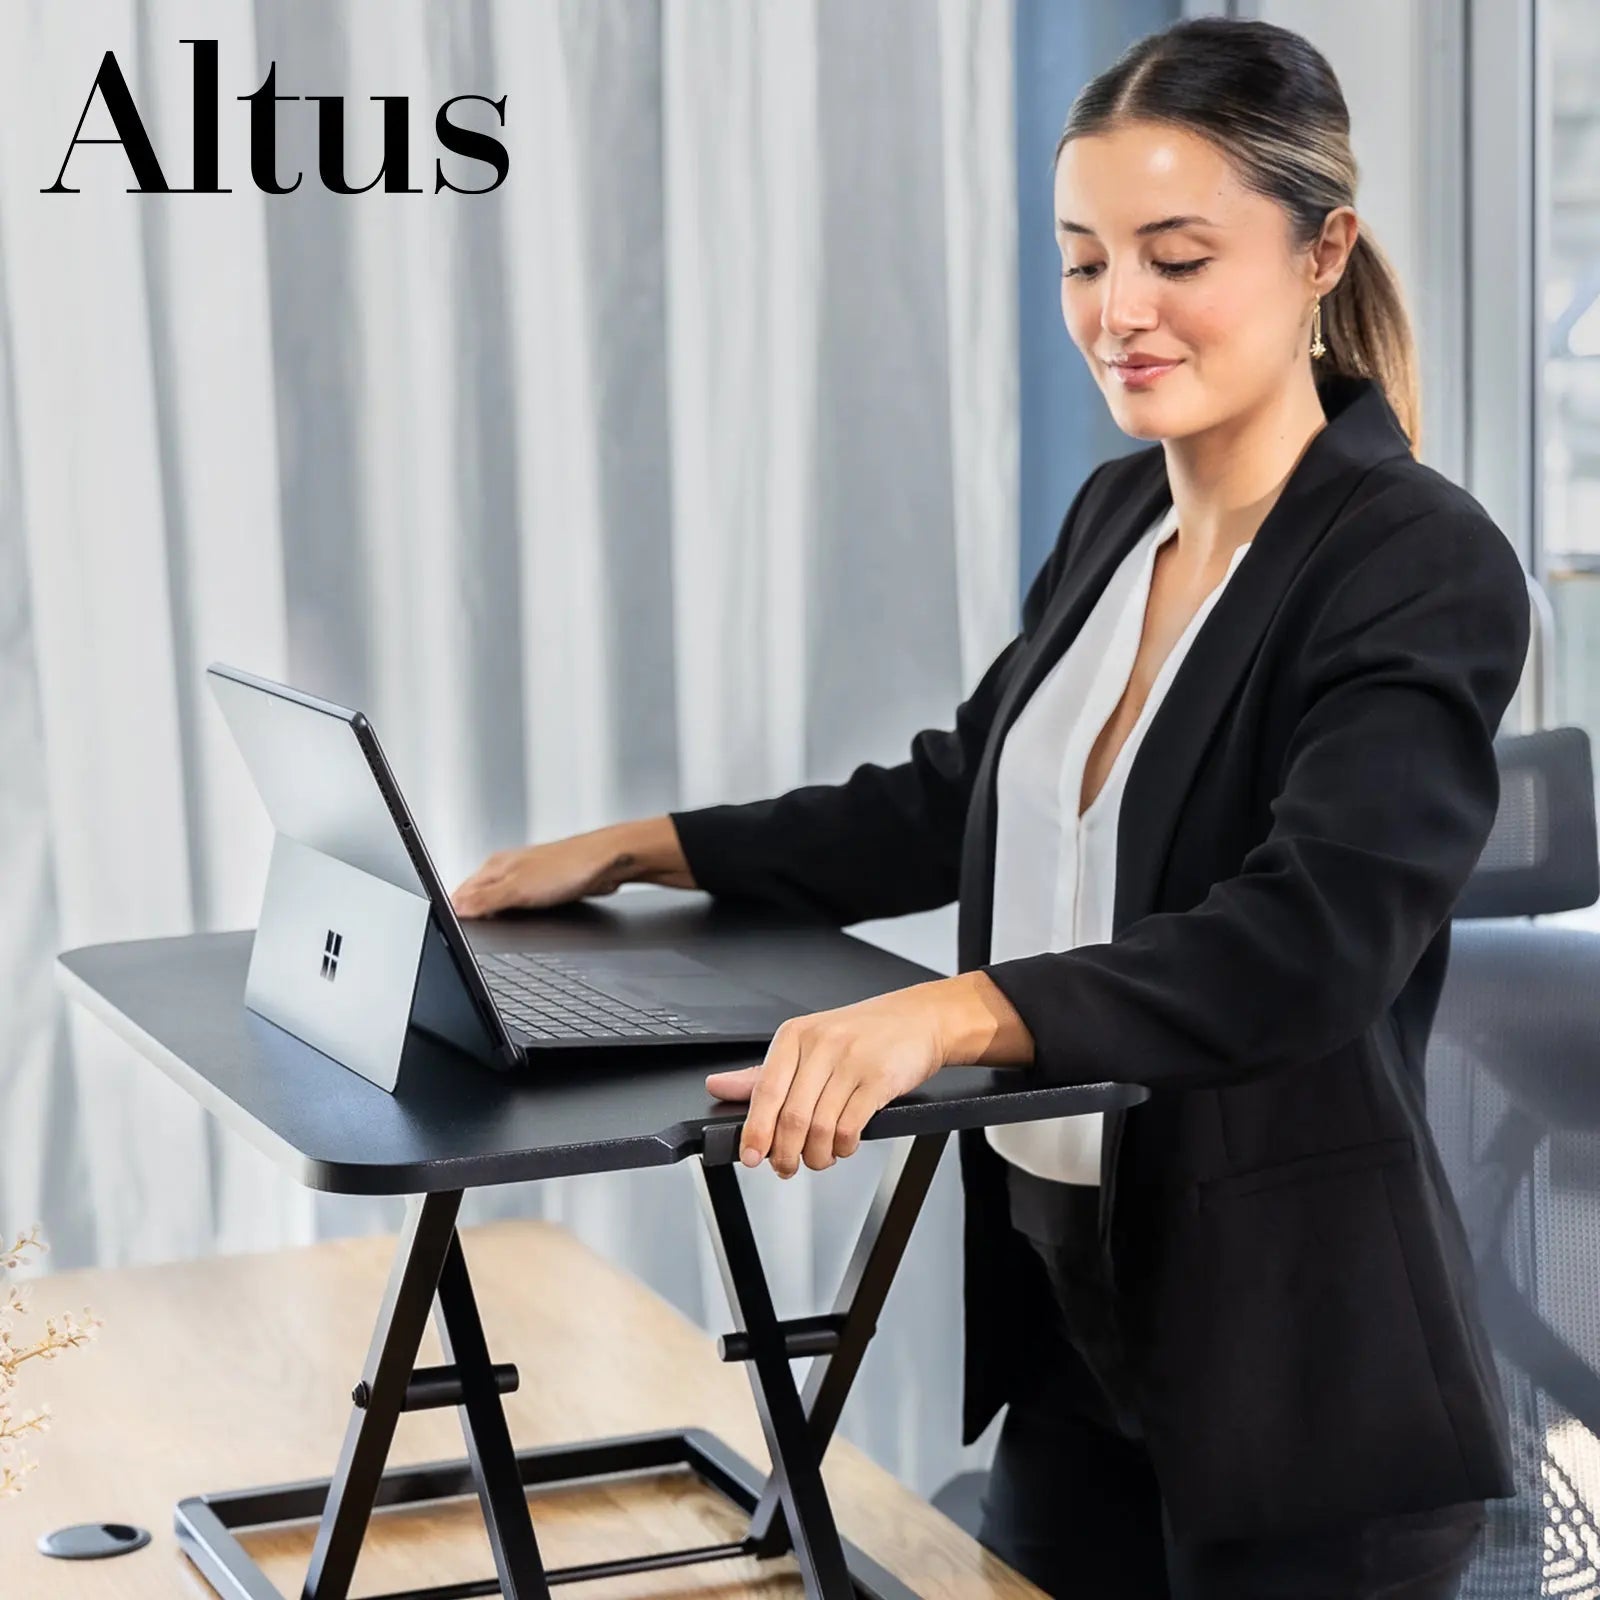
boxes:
[1053,119,1340,442]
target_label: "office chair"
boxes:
[930,727,1600,1599]
[1425,725,1600,1597]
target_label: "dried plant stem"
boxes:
[0,1226,99,1498]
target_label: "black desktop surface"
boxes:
[56,886,1144,1195]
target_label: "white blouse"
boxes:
[984,500,1254,1185]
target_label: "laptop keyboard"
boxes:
[480,951,719,1042]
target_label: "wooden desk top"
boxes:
[0,1218,1042,1598]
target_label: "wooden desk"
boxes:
[0,1218,1042,1598]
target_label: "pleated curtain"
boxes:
[0,0,1019,1495]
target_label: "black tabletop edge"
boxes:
[56,958,330,1189]
[56,934,1150,1196]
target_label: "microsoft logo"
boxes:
[321,930,343,982]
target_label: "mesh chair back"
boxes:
[1453,727,1598,919]
[1427,726,1600,1596]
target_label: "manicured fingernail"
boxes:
[741,1147,759,1167]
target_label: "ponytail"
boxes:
[1316,230,1421,456]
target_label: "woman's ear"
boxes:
[1311,205,1359,296]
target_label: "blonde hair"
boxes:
[1053,17,1421,456]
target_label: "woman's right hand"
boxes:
[450,816,695,919]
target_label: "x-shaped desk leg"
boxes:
[179,1134,948,1600]
[690,1131,949,1598]
[300,1191,551,1600]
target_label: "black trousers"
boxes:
[975,1163,1489,1600]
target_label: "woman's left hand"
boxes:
[704,973,1031,1176]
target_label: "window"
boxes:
[1540,0,1600,748]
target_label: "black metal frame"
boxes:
[173,1129,949,1600]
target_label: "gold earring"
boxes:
[1310,294,1326,360]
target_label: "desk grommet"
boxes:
[38,1522,152,1560]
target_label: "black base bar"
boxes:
[175,1426,919,1599]
[172,1129,951,1600]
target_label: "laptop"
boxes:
[206,662,803,1089]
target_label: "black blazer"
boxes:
[669,372,1529,1542]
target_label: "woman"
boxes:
[453,18,1528,1597]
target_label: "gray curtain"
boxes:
[0,0,1019,1497]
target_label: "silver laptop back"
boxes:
[208,665,446,1091]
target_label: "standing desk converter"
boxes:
[57,887,1146,1600]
